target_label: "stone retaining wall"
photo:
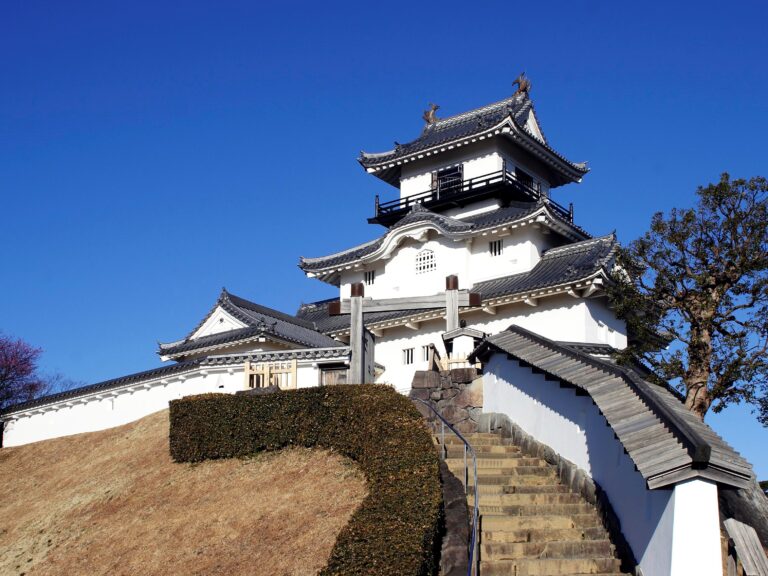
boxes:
[409,368,483,433]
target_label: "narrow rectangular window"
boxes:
[403,348,414,365]
[364,270,375,285]
[422,345,430,362]
[436,165,463,195]
[489,239,504,257]
[515,167,535,193]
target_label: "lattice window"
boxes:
[422,345,431,362]
[364,270,375,285]
[402,348,414,365]
[415,249,436,274]
[489,239,504,257]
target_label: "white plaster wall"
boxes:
[398,141,503,198]
[462,296,592,344]
[468,226,556,283]
[585,299,628,349]
[340,235,469,301]
[339,223,565,302]
[370,295,626,393]
[190,306,247,338]
[482,355,722,576]
[2,367,245,447]
[669,479,722,576]
[374,319,447,393]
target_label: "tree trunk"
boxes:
[684,380,710,420]
[684,323,713,420]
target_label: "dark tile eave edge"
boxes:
[1,360,203,417]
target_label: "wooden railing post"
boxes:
[350,282,365,384]
[445,275,459,333]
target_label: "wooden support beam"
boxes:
[524,297,538,307]
[349,282,365,383]
[566,288,582,298]
[335,290,476,314]
[404,321,420,331]
[482,304,496,315]
[445,275,459,333]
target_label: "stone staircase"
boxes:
[441,432,630,576]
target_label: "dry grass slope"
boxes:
[0,410,367,576]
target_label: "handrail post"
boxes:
[414,398,478,576]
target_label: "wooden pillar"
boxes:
[349,282,365,383]
[445,275,459,333]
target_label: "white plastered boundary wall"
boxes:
[2,360,333,448]
[374,296,626,392]
[482,355,723,576]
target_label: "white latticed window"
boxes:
[402,348,414,365]
[415,249,436,274]
[489,239,504,257]
[364,270,375,285]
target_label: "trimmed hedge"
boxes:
[169,385,443,576]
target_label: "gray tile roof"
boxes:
[299,201,590,276]
[359,93,588,186]
[1,359,203,415]
[297,235,618,335]
[159,289,339,357]
[472,325,754,489]
[472,234,617,301]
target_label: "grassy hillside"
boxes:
[0,410,367,576]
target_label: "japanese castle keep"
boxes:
[3,81,767,576]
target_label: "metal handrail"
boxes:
[415,399,479,576]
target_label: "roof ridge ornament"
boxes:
[422,103,440,125]
[513,72,531,97]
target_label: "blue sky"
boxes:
[2,1,767,475]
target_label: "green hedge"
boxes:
[169,385,443,576]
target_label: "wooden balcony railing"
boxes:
[370,169,573,226]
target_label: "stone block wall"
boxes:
[410,368,483,434]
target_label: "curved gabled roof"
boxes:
[299,202,591,284]
[359,93,588,187]
[158,289,338,358]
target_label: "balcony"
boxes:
[369,169,573,226]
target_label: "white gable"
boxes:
[191,306,247,339]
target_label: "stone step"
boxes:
[481,514,604,531]
[482,527,611,544]
[478,503,596,516]
[482,539,616,561]
[446,456,546,468]
[462,473,561,487]
[444,445,521,456]
[451,464,556,477]
[480,557,622,576]
[470,484,569,495]
[469,492,583,506]
[438,435,511,446]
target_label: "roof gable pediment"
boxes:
[190,305,248,340]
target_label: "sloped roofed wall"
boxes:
[481,354,726,576]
